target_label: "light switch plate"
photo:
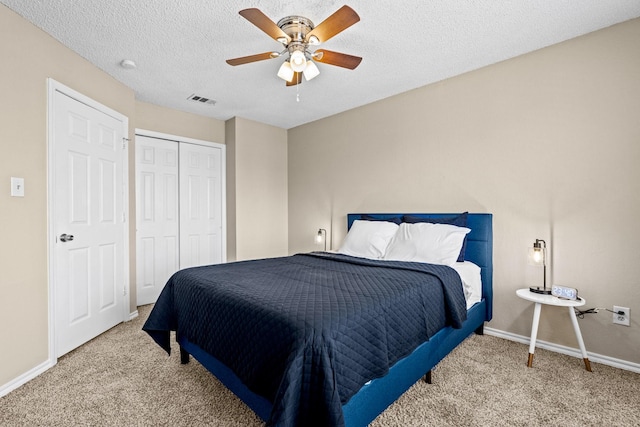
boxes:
[11,177,25,197]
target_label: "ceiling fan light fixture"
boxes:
[303,60,320,81]
[290,49,307,72]
[277,61,294,82]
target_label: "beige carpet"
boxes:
[1,305,639,426]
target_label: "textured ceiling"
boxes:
[3,1,640,129]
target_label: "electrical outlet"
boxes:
[613,306,630,326]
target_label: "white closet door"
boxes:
[179,142,224,269]
[135,136,179,305]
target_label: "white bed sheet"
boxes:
[451,261,482,309]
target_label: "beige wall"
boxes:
[226,117,288,261]
[288,19,640,365]
[135,101,225,143]
[0,5,137,386]
[0,5,233,390]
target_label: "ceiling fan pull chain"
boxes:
[296,84,300,102]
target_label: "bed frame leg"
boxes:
[475,324,484,335]
[180,346,190,364]
[423,370,432,384]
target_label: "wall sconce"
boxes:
[316,228,327,251]
[528,239,551,294]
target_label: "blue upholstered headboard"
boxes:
[346,213,493,321]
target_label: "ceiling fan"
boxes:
[226,5,362,86]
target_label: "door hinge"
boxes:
[122,137,130,149]
[122,212,126,222]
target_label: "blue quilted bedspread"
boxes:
[143,253,467,427]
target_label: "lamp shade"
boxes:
[290,50,307,72]
[277,61,294,82]
[528,240,545,266]
[316,228,327,251]
[303,60,320,81]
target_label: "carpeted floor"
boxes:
[1,305,639,426]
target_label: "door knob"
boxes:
[60,233,74,242]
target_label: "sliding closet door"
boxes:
[135,136,179,305]
[135,133,225,305]
[179,142,224,269]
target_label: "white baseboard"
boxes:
[485,326,640,374]
[128,309,139,321]
[0,358,56,398]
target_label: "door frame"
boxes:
[135,128,227,264]
[47,79,130,364]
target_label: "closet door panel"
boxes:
[135,136,179,305]
[179,143,224,269]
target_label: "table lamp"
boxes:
[316,228,327,251]
[529,239,551,294]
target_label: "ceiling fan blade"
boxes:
[286,72,303,86]
[313,49,362,70]
[239,8,291,44]
[226,52,276,66]
[306,5,360,44]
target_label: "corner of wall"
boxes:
[225,118,237,262]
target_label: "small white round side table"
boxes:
[516,288,592,372]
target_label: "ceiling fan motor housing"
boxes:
[276,16,315,43]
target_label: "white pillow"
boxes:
[383,222,471,266]
[338,220,399,259]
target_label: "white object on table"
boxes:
[516,288,592,372]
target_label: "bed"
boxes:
[143,212,492,426]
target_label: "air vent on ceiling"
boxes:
[187,94,216,106]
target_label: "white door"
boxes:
[51,88,127,357]
[135,136,179,305]
[179,142,224,268]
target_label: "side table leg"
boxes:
[568,306,592,372]
[527,302,542,367]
